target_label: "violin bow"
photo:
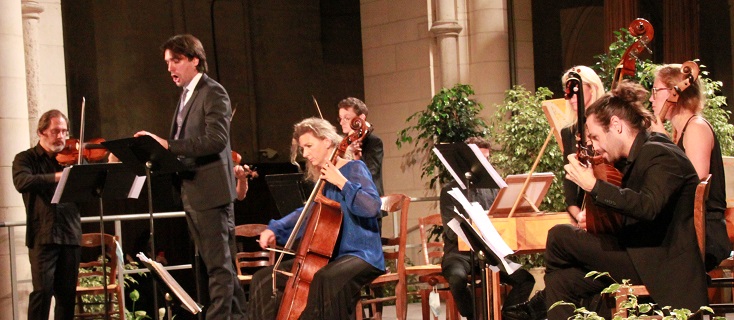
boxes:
[311,95,324,119]
[77,97,86,165]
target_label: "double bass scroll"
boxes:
[611,18,654,90]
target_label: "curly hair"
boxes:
[586,80,654,133]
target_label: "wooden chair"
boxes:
[356,194,410,320]
[410,213,460,320]
[75,233,125,319]
[611,174,711,317]
[707,204,734,313]
[234,224,275,287]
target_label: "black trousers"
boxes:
[441,253,535,319]
[247,255,383,320]
[28,244,80,320]
[544,224,642,320]
[185,202,247,320]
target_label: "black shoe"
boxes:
[502,290,547,320]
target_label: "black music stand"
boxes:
[137,253,202,319]
[433,142,507,320]
[103,135,186,315]
[52,163,144,319]
[264,173,312,217]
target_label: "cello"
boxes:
[656,61,700,125]
[274,117,372,320]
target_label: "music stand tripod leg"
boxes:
[145,162,160,317]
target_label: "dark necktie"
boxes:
[174,88,189,139]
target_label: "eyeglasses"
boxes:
[45,129,69,137]
[651,87,671,100]
[338,116,353,123]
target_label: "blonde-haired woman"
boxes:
[560,66,605,227]
[248,117,384,319]
[649,64,730,271]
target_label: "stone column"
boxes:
[22,0,44,147]
[0,1,32,319]
[430,0,463,87]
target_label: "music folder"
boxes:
[137,253,202,315]
[433,143,507,190]
[52,163,145,204]
[102,135,186,176]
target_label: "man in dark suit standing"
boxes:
[545,80,707,319]
[135,34,246,320]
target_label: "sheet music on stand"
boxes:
[137,253,202,315]
[446,188,522,275]
[52,163,146,204]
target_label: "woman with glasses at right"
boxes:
[649,64,730,271]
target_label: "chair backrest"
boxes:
[417,213,444,265]
[234,224,274,276]
[380,194,411,274]
[78,233,120,284]
[694,174,713,262]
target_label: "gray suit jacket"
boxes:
[168,73,236,211]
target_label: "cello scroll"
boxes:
[657,61,700,121]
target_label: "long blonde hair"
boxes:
[290,117,344,182]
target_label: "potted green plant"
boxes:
[396,83,489,188]
[550,271,720,320]
[489,85,566,212]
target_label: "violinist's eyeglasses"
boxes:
[651,87,671,100]
[45,129,69,138]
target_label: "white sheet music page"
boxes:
[447,188,522,274]
[127,176,147,199]
[447,216,472,251]
[51,166,72,204]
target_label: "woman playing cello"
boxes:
[247,117,384,319]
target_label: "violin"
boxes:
[56,137,109,166]
[231,151,259,180]
[274,117,372,320]
[56,97,110,166]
